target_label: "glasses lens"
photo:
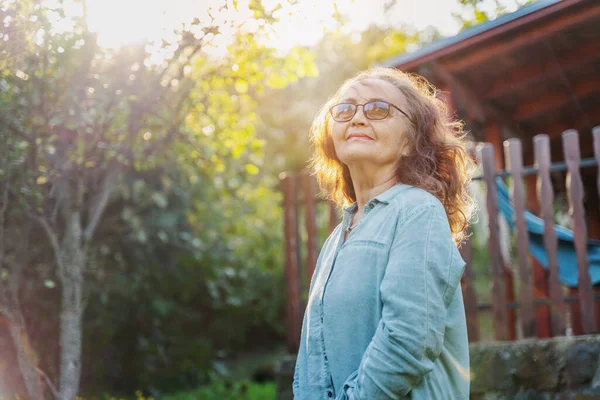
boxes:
[364,101,390,120]
[331,103,356,121]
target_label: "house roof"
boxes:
[382,0,564,70]
[381,0,600,160]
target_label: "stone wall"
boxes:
[470,335,600,400]
[276,335,600,400]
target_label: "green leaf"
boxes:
[245,164,259,175]
[234,79,249,94]
[152,192,168,208]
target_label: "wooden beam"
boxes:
[390,0,587,72]
[504,138,537,338]
[431,63,533,146]
[485,122,505,171]
[431,63,487,122]
[281,174,303,353]
[536,112,599,142]
[533,134,566,337]
[562,130,597,334]
[478,143,510,341]
[444,3,600,72]
[513,78,600,122]
[485,42,600,99]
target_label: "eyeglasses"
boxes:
[329,101,413,123]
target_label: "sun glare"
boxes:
[80,0,462,54]
[86,0,165,48]
[79,0,524,53]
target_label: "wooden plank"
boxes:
[524,174,552,338]
[533,134,566,337]
[513,79,600,122]
[302,172,318,281]
[504,267,518,341]
[592,125,600,332]
[328,202,339,234]
[484,123,505,171]
[477,143,510,340]
[281,174,303,353]
[596,286,600,334]
[391,0,588,72]
[432,64,486,122]
[594,126,600,220]
[504,138,536,338]
[444,2,600,72]
[562,130,597,334]
[431,64,532,146]
[532,258,551,338]
[485,42,600,99]
[569,287,583,335]
[459,231,479,342]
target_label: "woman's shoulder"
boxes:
[390,185,444,216]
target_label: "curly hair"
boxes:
[309,67,477,245]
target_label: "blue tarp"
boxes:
[495,178,600,287]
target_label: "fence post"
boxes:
[302,171,318,281]
[504,138,536,338]
[281,173,303,353]
[459,231,479,342]
[533,134,566,336]
[478,143,510,341]
[592,125,600,333]
[562,130,597,334]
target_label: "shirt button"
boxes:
[324,355,328,361]
[369,203,375,209]
[327,390,333,397]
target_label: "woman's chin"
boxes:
[339,152,378,165]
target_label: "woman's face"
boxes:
[331,78,412,169]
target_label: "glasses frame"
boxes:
[329,100,414,124]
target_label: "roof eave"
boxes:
[381,0,584,70]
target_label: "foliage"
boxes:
[0,0,314,396]
[454,0,539,30]
[161,380,276,400]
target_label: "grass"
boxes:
[161,380,276,400]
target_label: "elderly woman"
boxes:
[292,67,476,400]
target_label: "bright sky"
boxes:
[65,0,528,53]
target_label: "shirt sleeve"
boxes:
[338,202,466,399]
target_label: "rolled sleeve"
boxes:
[339,203,465,400]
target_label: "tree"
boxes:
[454,0,538,30]
[0,0,315,397]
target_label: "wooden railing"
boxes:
[280,126,600,353]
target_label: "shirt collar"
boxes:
[342,183,412,213]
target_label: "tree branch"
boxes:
[84,167,119,243]
[29,214,65,273]
[36,366,58,400]
[0,135,13,321]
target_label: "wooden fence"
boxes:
[280,126,600,353]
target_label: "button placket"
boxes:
[318,225,346,399]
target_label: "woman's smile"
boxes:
[347,133,374,141]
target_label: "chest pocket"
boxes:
[324,239,390,317]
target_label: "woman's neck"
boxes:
[350,169,398,213]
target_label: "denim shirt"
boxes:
[293,184,470,400]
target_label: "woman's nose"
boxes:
[350,105,368,125]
